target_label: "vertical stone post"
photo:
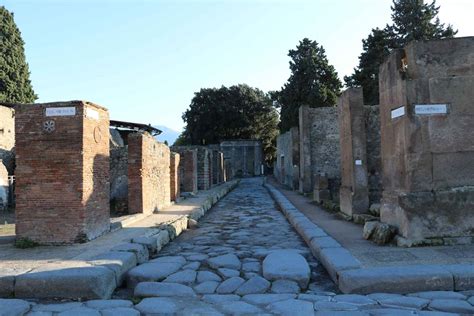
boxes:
[218,152,225,183]
[15,101,110,244]
[379,37,474,245]
[338,87,370,217]
[299,106,312,193]
[170,152,180,201]
[128,133,170,214]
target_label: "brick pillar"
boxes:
[128,133,170,214]
[170,152,180,201]
[15,101,110,244]
[179,150,198,193]
[338,87,369,217]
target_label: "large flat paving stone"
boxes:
[409,291,467,300]
[194,281,220,294]
[126,260,185,288]
[15,266,116,299]
[0,299,31,316]
[338,265,454,294]
[242,294,296,305]
[207,254,241,270]
[100,307,140,316]
[216,277,245,294]
[163,270,196,285]
[235,276,270,295]
[134,282,196,297]
[88,251,137,285]
[267,299,314,315]
[378,296,430,310]
[262,250,310,288]
[84,299,133,309]
[135,297,179,314]
[318,248,361,282]
[57,308,101,316]
[428,299,474,314]
[202,294,241,304]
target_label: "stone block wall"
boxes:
[364,105,382,205]
[0,105,15,174]
[220,140,263,178]
[379,37,474,245]
[338,88,369,217]
[275,127,299,189]
[128,133,171,214]
[197,147,212,190]
[299,106,341,199]
[15,101,110,244]
[170,152,180,201]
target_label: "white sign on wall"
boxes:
[414,104,448,115]
[45,107,76,117]
[355,160,362,166]
[391,106,405,119]
[85,108,99,120]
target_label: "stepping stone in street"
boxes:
[194,281,220,294]
[163,270,196,285]
[262,250,310,289]
[216,277,245,294]
[271,280,300,294]
[267,299,314,315]
[207,254,241,270]
[235,276,270,295]
[134,282,196,297]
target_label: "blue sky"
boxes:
[3,0,472,133]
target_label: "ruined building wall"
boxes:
[275,127,299,189]
[379,37,474,245]
[220,140,263,178]
[364,105,382,205]
[170,152,180,201]
[15,101,110,244]
[299,106,341,198]
[128,133,171,214]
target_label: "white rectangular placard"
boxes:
[45,107,76,117]
[414,104,448,115]
[85,108,99,120]
[391,106,405,119]
[355,160,362,166]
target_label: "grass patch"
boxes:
[15,237,39,249]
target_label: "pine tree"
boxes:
[345,0,457,105]
[0,6,36,103]
[278,38,342,132]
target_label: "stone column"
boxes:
[379,37,474,246]
[338,87,369,217]
[299,106,312,193]
[15,101,110,244]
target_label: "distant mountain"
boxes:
[154,125,180,145]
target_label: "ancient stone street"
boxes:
[4,179,474,315]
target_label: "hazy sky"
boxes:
[3,0,473,133]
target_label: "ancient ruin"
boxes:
[274,127,299,190]
[220,140,263,177]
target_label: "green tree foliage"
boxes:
[277,38,342,132]
[345,0,457,105]
[180,84,279,164]
[0,6,36,103]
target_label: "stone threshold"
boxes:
[264,181,474,294]
[0,180,240,300]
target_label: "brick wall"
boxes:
[110,146,128,213]
[15,101,110,244]
[170,152,180,201]
[275,127,299,189]
[128,133,171,214]
[0,105,15,174]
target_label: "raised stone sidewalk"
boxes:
[0,180,239,300]
[264,179,474,295]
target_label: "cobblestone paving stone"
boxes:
[3,178,474,315]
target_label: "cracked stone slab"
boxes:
[262,250,310,289]
[378,296,431,310]
[163,270,196,285]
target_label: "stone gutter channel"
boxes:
[264,182,474,294]
[2,180,240,300]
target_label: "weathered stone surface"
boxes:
[126,261,184,288]
[100,307,139,316]
[110,243,149,264]
[363,221,377,240]
[0,299,31,316]
[135,297,179,314]
[267,299,314,315]
[309,236,341,257]
[297,294,332,302]
[243,294,296,305]
[271,280,300,294]
[220,301,262,314]
[134,282,196,297]
[371,222,396,245]
[409,291,466,300]
[207,254,241,270]
[338,265,453,294]
[154,230,170,251]
[194,281,220,294]
[314,301,360,311]
[333,294,376,307]
[85,299,133,309]
[242,261,260,273]
[235,276,270,295]
[217,268,240,279]
[182,261,200,270]
[262,250,310,288]
[428,299,474,314]
[32,303,83,312]
[131,236,158,254]
[0,273,15,297]
[202,294,241,304]
[89,251,137,285]
[163,270,196,285]
[319,248,361,282]
[15,266,116,299]
[378,296,430,310]
[197,271,222,283]
[216,277,245,294]
[442,264,474,291]
[57,308,101,316]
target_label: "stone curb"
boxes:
[6,180,240,300]
[263,181,474,294]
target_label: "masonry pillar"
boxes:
[338,87,370,217]
[170,152,180,201]
[177,149,198,194]
[15,101,110,244]
[379,37,474,245]
[299,106,312,193]
[128,133,171,214]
